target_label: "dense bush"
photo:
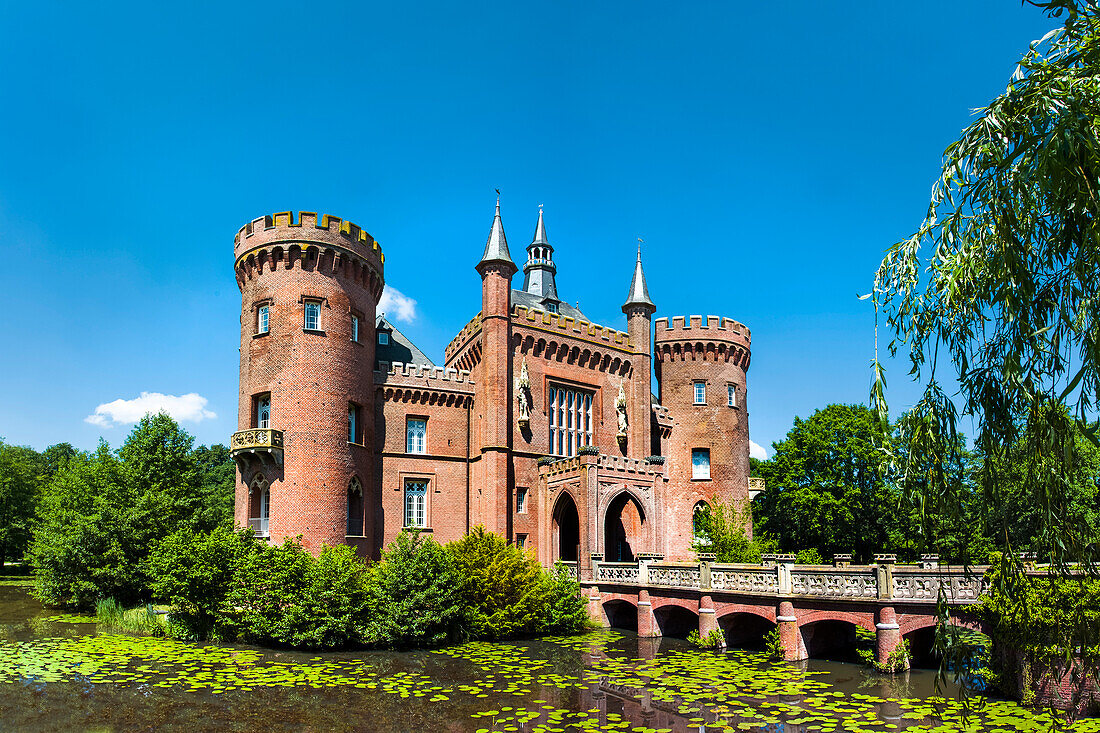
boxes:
[364,531,467,648]
[539,562,590,635]
[693,500,776,564]
[449,527,548,639]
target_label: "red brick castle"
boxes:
[230,202,753,568]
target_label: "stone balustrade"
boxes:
[229,428,284,469]
[589,557,990,605]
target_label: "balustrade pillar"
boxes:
[777,600,806,661]
[875,606,909,670]
[586,586,605,626]
[698,594,721,646]
[637,589,659,637]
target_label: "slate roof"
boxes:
[376,316,435,368]
[511,288,589,322]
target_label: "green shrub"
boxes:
[539,562,590,635]
[147,525,260,639]
[688,628,725,649]
[795,548,824,564]
[763,627,784,660]
[693,499,776,563]
[222,539,373,649]
[364,531,467,648]
[448,527,548,639]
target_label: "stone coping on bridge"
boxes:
[585,559,990,605]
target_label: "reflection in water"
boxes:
[0,587,1093,732]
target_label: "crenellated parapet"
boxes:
[234,211,385,300]
[512,305,633,353]
[652,403,673,435]
[444,313,483,368]
[653,315,751,368]
[375,361,475,405]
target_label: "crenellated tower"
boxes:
[654,315,752,557]
[231,211,384,555]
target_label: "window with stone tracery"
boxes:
[549,385,593,457]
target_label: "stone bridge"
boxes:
[563,555,988,670]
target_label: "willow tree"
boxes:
[872,0,1100,699]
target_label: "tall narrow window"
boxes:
[348,402,360,443]
[347,478,363,536]
[303,300,321,331]
[516,487,528,514]
[249,475,270,537]
[548,385,593,457]
[692,448,711,480]
[257,304,270,335]
[351,314,360,342]
[255,394,271,429]
[406,418,427,454]
[728,384,738,408]
[404,479,427,527]
[694,381,706,405]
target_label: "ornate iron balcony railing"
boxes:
[230,429,284,468]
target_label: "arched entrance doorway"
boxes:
[604,492,645,562]
[552,493,580,562]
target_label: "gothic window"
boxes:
[257,304,270,335]
[694,381,706,405]
[249,474,270,537]
[692,501,711,543]
[549,385,592,457]
[254,394,270,429]
[406,418,427,454]
[351,313,360,343]
[303,300,321,331]
[692,448,711,480]
[347,478,363,536]
[404,479,427,528]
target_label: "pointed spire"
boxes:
[477,192,516,274]
[531,204,549,246]
[623,238,656,313]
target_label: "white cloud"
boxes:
[749,440,768,461]
[378,285,418,324]
[85,392,216,428]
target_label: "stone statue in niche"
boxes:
[615,381,628,440]
[515,357,531,427]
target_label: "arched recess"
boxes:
[603,599,638,632]
[654,604,698,639]
[248,474,270,537]
[604,492,645,562]
[719,611,776,651]
[552,492,581,562]
[347,477,364,537]
[692,501,710,545]
[800,619,861,663]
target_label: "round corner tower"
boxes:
[654,315,752,557]
[231,211,384,555]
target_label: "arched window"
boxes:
[347,478,364,537]
[692,501,711,545]
[249,475,270,537]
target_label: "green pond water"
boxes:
[1,585,1097,732]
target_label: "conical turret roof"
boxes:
[477,195,516,272]
[623,242,656,312]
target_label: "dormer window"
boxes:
[546,302,558,314]
[378,332,390,346]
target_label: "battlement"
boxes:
[512,305,632,351]
[652,403,673,426]
[654,315,750,341]
[374,361,476,387]
[444,313,484,362]
[233,211,384,265]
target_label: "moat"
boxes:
[1,586,1094,732]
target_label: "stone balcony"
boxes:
[230,428,284,470]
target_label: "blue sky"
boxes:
[0,1,1059,456]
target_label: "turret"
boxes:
[231,212,383,555]
[654,315,752,557]
[621,243,656,459]
[521,206,559,302]
[474,195,516,536]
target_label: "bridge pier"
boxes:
[875,606,909,670]
[698,594,722,647]
[777,600,807,661]
[637,590,658,637]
